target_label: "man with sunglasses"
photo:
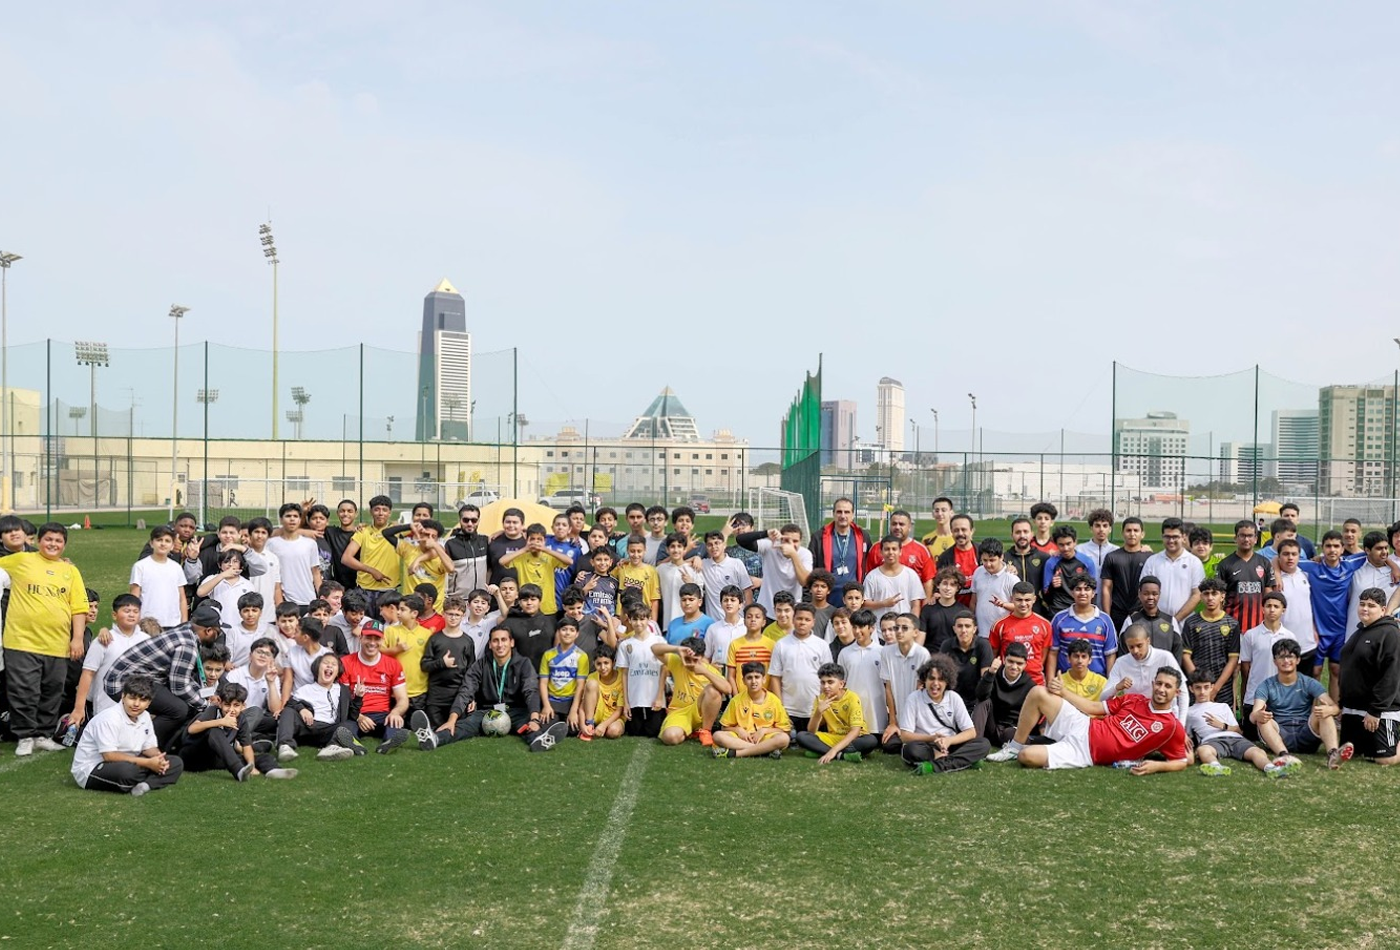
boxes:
[442,505,491,598]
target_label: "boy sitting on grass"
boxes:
[651,635,732,747]
[1188,671,1292,778]
[70,673,184,797]
[795,663,878,763]
[712,661,792,759]
[579,644,625,741]
[178,678,298,781]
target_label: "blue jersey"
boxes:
[1050,607,1118,675]
[1299,554,1366,638]
[666,613,714,646]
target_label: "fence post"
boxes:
[45,338,52,521]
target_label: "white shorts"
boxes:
[1042,700,1094,770]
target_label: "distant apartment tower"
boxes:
[1114,411,1189,492]
[415,278,472,442]
[1319,385,1395,496]
[820,400,857,467]
[1272,409,1319,488]
[1218,442,1272,486]
[876,377,905,455]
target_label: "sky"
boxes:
[2,2,1398,452]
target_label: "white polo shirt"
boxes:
[71,703,157,788]
[1139,550,1205,618]
[768,633,832,717]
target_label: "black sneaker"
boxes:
[411,710,437,751]
[529,721,568,753]
[767,749,783,760]
[712,747,734,758]
[334,726,366,756]
[376,729,409,754]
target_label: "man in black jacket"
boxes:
[1339,588,1400,765]
[441,504,492,597]
[432,626,565,751]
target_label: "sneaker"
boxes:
[579,723,595,742]
[410,710,437,752]
[986,743,1021,763]
[1264,763,1289,779]
[803,750,822,759]
[376,729,409,754]
[236,764,254,782]
[32,737,67,753]
[264,768,298,779]
[529,721,568,753]
[14,738,35,757]
[697,729,714,748]
[316,744,355,762]
[333,726,366,756]
[841,751,863,763]
[767,749,783,760]
[1329,742,1355,770]
[712,747,734,758]
[130,782,152,798]
[277,744,299,763]
[1270,756,1302,777]
[1198,762,1232,777]
[913,761,936,776]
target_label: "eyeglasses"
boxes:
[251,648,274,657]
[461,517,478,524]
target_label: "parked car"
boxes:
[458,489,500,507]
[687,494,711,514]
[539,489,600,510]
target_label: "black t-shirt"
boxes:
[937,635,994,707]
[920,601,963,646]
[502,610,556,669]
[1043,555,1093,615]
[1101,548,1153,620]
[488,535,527,584]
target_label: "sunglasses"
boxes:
[461,517,478,524]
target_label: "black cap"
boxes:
[190,604,230,629]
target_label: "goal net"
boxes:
[747,487,810,541]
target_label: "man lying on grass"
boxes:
[987,664,1189,775]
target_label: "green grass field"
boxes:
[8,529,1399,949]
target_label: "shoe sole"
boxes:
[278,748,299,763]
[317,747,355,762]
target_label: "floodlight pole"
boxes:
[0,251,20,512]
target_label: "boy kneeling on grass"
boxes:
[712,661,791,759]
[795,663,878,763]
[71,674,184,797]
[178,678,298,781]
[1188,671,1295,778]
[651,635,732,747]
[579,644,625,741]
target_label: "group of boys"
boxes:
[5,493,1400,797]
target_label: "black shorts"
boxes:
[1341,713,1399,759]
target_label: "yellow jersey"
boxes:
[720,688,791,734]
[511,550,559,615]
[613,562,659,605]
[540,646,590,701]
[726,635,775,673]
[923,533,955,559]
[1059,670,1108,701]
[589,671,623,719]
[665,654,720,711]
[351,526,400,591]
[0,552,88,657]
[382,622,432,696]
[812,689,867,736]
[763,621,792,641]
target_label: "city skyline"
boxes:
[3,5,1400,448]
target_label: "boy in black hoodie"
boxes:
[973,641,1035,747]
[1339,587,1400,765]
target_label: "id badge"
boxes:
[835,565,850,576]
[199,685,216,700]
[493,703,507,713]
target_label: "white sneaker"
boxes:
[316,744,355,761]
[986,743,1022,762]
[14,738,34,756]
[411,710,437,751]
[264,768,298,779]
[277,744,299,762]
[33,737,67,752]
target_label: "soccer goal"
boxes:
[747,487,811,540]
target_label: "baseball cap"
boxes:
[190,604,230,629]
[360,622,384,639]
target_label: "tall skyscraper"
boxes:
[820,399,857,467]
[1271,409,1319,489]
[1319,385,1395,496]
[416,278,472,442]
[876,377,905,455]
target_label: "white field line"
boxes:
[560,742,653,950]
